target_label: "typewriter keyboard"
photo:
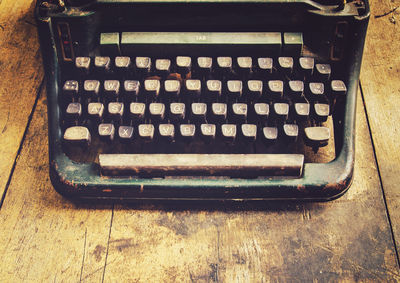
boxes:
[60,55,346,173]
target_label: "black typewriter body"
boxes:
[35,0,369,201]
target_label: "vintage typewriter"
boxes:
[35,0,369,201]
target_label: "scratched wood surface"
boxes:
[0,0,400,282]
[360,0,400,253]
[0,0,44,201]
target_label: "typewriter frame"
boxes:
[35,0,370,201]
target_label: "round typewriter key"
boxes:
[164,80,181,100]
[149,103,166,122]
[88,102,104,122]
[124,80,140,99]
[267,80,284,99]
[176,56,192,74]
[262,126,278,145]
[130,102,146,121]
[104,80,120,98]
[237,57,253,75]
[206,80,222,101]
[115,56,132,74]
[63,126,91,147]
[138,124,155,142]
[135,57,151,74]
[299,57,314,77]
[211,103,227,123]
[304,126,330,148]
[247,80,263,98]
[313,103,330,122]
[273,102,289,121]
[227,80,243,100]
[118,126,134,142]
[253,103,269,122]
[288,80,304,98]
[98,123,115,142]
[94,56,111,72]
[191,103,207,122]
[315,64,331,81]
[155,59,171,76]
[294,102,310,121]
[84,80,100,98]
[221,124,237,143]
[108,102,124,120]
[159,124,175,142]
[307,82,325,102]
[185,79,202,100]
[200,124,216,142]
[169,103,185,121]
[216,57,233,75]
[63,80,79,100]
[196,57,212,77]
[231,103,247,123]
[144,79,161,99]
[179,124,196,141]
[331,80,347,96]
[257,57,273,74]
[65,102,82,123]
[75,57,91,74]
[282,124,299,142]
[241,124,257,142]
[278,57,294,74]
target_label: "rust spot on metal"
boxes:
[297,184,306,192]
[167,72,183,82]
[139,184,144,193]
[52,160,59,170]
[59,173,79,189]
[147,75,161,80]
[63,178,78,189]
[323,179,348,191]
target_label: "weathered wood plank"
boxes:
[0,89,112,282]
[103,92,400,282]
[360,0,400,250]
[0,0,44,199]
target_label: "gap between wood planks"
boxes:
[101,205,114,283]
[0,78,44,209]
[359,80,400,268]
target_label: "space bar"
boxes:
[99,154,304,177]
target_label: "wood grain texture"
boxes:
[360,0,400,250]
[0,0,44,199]
[0,89,113,282]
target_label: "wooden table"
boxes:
[1,1,400,281]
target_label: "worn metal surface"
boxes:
[99,154,304,177]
